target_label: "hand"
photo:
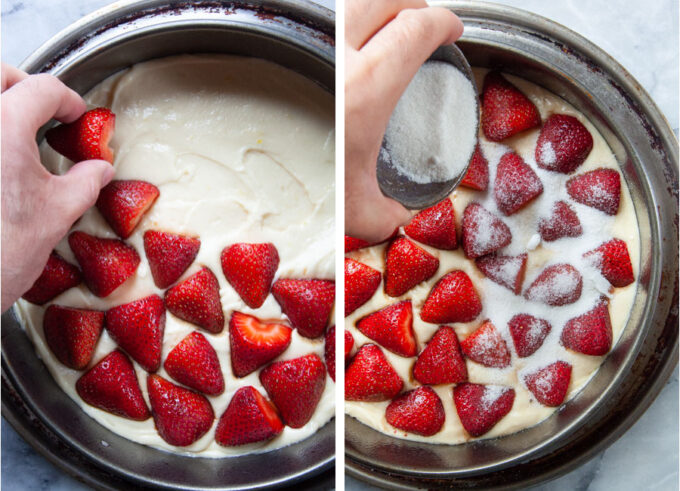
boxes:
[345,0,463,242]
[1,64,115,312]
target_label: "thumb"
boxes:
[53,160,115,222]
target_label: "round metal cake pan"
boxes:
[346,1,678,489]
[1,1,334,490]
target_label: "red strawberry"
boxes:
[229,311,292,378]
[147,374,214,446]
[165,267,225,334]
[345,258,381,316]
[404,199,458,250]
[524,361,572,406]
[75,350,150,420]
[43,305,103,370]
[384,237,439,297]
[584,239,634,287]
[345,236,370,253]
[508,314,552,358]
[460,321,511,368]
[96,180,159,239]
[413,326,467,385]
[143,231,200,289]
[220,243,279,309]
[22,252,81,304]
[453,383,515,437]
[538,200,582,242]
[460,144,489,191]
[475,253,527,295]
[345,229,399,253]
[45,107,116,163]
[345,344,403,402]
[259,353,326,428]
[535,114,593,174]
[561,299,612,356]
[271,279,335,338]
[481,71,540,142]
[420,270,482,324]
[68,231,140,297]
[524,263,582,306]
[566,168,621,215]
[105,295,165,372]
[356,301,416,357]
[462,203,512,258]
[494,152,543,215]
[215,386,284,446]
[164,331,224,395]
[385,386,445,437]
[324,325,353,382]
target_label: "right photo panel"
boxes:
[344,0,679,489]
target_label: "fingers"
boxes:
[359,7,463,120]
[1,64,28,92]
[3,73,86,132]
[52,160,114,224]
[346,0,427,49]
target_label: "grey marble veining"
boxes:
[1,0,677,490]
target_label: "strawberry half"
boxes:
[475,253,527,295]
[384,237,439,297]
[220,243,279,309]
[561,299,612,356]
[229,311,292,378]
[68,231,140,297]
[535,114,593,174]
[75,350,150,420]
[508,314,552,358]
[271,278,335,338]
[356,301,417,357]
[96,180,159,239]
[404,199,458,250]
[345,236,371,253]
[345,344,403,402]
[45,107,116,163]
[144,230,200,289]
[460,144,489,191]
[105,294,165,372]
[538,200,582,242]
[524,263,583,306]
[420,270,482,324]
[524,361,572,406]
[345,258,381,316]
[165,267,225,334]
[566,168,621,215]
[453,383,515,437]
[460,321,511,368]
[215,386,284,446]
[259,353,326,428]
[22,251,81,305]
[385,386,445,437]
[43,305,104,370]
[413,326,467,385]
[324,325,353,382]
[462,203,512,259]
[584,238,634,287]
[164,331,224,395]
[147,374,214,447]
[494,151,543,216]
[481,71,540,142]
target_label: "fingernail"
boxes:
[101,163,115,187]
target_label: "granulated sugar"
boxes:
[383,61,478,184]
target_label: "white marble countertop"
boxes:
[1,0,677,490]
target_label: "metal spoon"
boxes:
[376,43,479,210]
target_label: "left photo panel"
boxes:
[1,1,336,489]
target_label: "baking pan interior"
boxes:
[2,5,335,491]
[346,5,677,486]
